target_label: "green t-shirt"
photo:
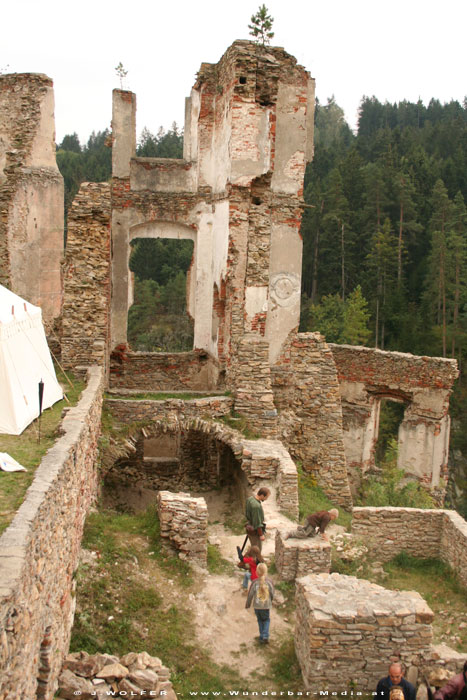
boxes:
[245,496,264,529]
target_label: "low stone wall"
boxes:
[275,531,331,581]
[352,507,467,589]
[157,491,208,568]
[109,347,221,392]
[0,366,104,699]
[295,573,434,693]
[106,395,233,424]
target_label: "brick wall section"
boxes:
[352,507,467,589]
[275,531,331,581]
[295,573,434,693]
[272,332,352,509]
[109,348,221,392]
[0,366,104,699]
[157,491,208,568]
[61,183,111,373]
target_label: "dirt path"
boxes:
[187,488,295,678]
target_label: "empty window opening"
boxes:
[128,238,194,352]
[374,398,406,465]
[239,76,247,85]
[252,196,262,206]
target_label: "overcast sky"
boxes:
[2,0,466,146]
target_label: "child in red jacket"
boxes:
[240,545,264,593]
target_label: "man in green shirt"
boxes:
[245,487,270,551]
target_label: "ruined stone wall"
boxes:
[272,332,352,509]
[109,348,221,392]
[295,573,434,692]
[157,491,207,567]
[0,367,103,699]
[61,183,111,374]
[103,402,299,519]
[0,73,63,324]
[275,531,331,581]
[330,344,458,496]
[352,507,467,588]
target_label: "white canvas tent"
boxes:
[0,285,63,435]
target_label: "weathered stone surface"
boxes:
[96,661,129,680]
[295,573,433,692]
[57,669,94,699]
[275,530,331,581]
[157,491,208,568]
[0,368,104,699]
[352,507,467,589]
[128,668,160,689]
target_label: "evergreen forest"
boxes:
[56,96,467,513]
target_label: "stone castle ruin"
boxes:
[0,40,464,698]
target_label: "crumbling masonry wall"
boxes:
[330,344,458,499]
[295,573,434,693]
[352,506,467,589]
[0,367,103,699]
[275,530,331,581]
[61,182,111,373]
[273,332,353,509]
[157,491,208,567]
[0,73,63,324]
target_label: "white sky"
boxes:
[2,0,466,146]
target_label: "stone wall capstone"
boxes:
[0,366,104,700]
[275,530,331,581]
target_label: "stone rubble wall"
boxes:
[0,73,64,324]
[275,531,331,581]
[57,650,175,699]
[272,332,352,509]
[157,491,208,568]
[104,401,299,519]
[61,182,111,374]
[234,334,278,439]
[352,507,467,589]
[0,366,104,700]
[109,347,221,392]
[295,573,434,693]
[330,344,458,497]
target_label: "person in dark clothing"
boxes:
[434,661,467,700]
[376,663,416,700]
[245,487,270,551]
[283,508,338,542]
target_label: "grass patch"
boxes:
[262,636,303,690]
[207,543,234,574]
[219,412,261,439]
[297,464,352,530]
[381,553,467,650]
[106,391,229,401]
[72,506,243,694]
[0,368,84,534]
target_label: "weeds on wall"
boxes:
[357,438,435,508]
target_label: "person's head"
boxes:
[256,487,270,502]
[389,663,404,685]
[256,562,267,578]
[246,545,264,562]
[329,508,339,521]
[389,686,404,700]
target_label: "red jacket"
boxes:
[243,556,259,581]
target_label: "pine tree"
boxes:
[248,5,274,46]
